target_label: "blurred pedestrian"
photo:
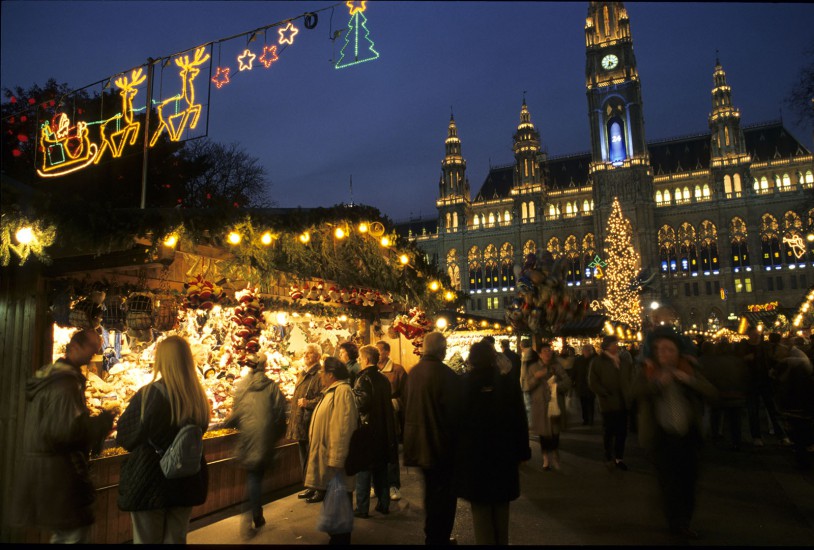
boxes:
[12,328,114,544]
[698,341,748,451]
[304,357,359,545]
[376,340,407,501]
[116,336,211,544]
[522,342,571,470]
[573,344,598,426]
[403,332,463,545]
[455,341,531,545]
[500,339,522,388]
[224,353,287,538]
[289,343,325,502]
[353,345,398,518]
[589,335,635,471]
[633,327,717,539]
[737,327,788,446]
[519,339,535,424]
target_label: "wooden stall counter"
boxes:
[21,432,302,544]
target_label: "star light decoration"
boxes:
[212,66,231,89]
[346,1,366,15]
[237,49,257,71]
[278,21,299,45]
[259,45,279,68]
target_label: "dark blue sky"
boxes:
[2,2,812,220]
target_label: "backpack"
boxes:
[141,382,204,479]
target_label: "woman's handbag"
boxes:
[316,474,354,534]
[344,422,373,476]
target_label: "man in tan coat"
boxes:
[288,343,325,501]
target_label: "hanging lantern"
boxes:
[154,294,180,332]
[126,293,154,331]
[102,288,127,331]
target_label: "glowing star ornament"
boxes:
[278,22,299,45]
[212,66,231,89]
[237,49,257,71]
[259,45,279,68]
[335,0,379,69]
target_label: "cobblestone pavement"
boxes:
[188,406,814,546]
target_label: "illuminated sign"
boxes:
[747,301,779,312]
[150,47,211,146]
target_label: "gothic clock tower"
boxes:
[585,2,657,284]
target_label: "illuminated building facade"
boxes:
[399,2,814,332]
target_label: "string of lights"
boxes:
[600,197,643,331]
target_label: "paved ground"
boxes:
[188,406,814,546]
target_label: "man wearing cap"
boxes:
[589,335,635,470]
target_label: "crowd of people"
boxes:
[11,324,814,544]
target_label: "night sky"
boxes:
[2,1,812,221]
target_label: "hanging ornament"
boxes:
[335,1,380,69]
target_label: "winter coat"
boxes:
[11,360,113,530]
[573,353,597,399]
[286,363,324,441]
[632,357,717,452]
[698,353,749,408]
[454,366,531,504]
[379,359,407,413]
[403,354,462,470]
[116,380,208,511]
[353,366,399,468]
[224,370,287,470]
[304,380,358,492]
[522,358,571,437]
[503,348,522,388]
[588,351,634,412]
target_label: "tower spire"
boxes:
[709,57,747,160]
[513,99,542,191]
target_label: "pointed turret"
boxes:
[440,114,468,200]
[709,58,747,159]
[513,98,542,190]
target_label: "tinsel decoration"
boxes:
[230,287,266,367]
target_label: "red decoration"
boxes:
[28,98,35,105]
[12,149,22,157]
[17,134,28,142]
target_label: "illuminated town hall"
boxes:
[401,1,814,333]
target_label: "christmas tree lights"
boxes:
[600,197,642,330]
[335,0,380,69]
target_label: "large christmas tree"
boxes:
[601,197,642,330]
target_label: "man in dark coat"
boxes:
[287,343,325,500]
[500,339,522,389]
[12,328,114,543]
[737,327,788,446]
[403,332,462,545]
[224,353,287,537]
[573,344,598,426]
[353,345,398,518]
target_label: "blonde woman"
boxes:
[117,336,211,544]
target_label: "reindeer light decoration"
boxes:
[149,47,211,147]
[95,68,147,163]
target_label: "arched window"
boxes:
[566,202,574,216]
[774,175,782,189]
[483,245,498,290]
[547,237,562,259]
[655,190,663,204]
[583,199,591,212]
[504,210,511,224]
[523,240,537,258]
[733,173,742,193]
[724,175,732,195]
[694,185,702,199]
[548,204,557,219]
[760,214,782,269]
[473,215,480,229]
[782,173,791,189]
[753,177,759,191]
[782,211,804,264]
[488,212,495,227]
[447,249,461,290]
[683,187,691,200]
[729,217,749,272]
[480,213,486,227]
[806,170,814,185]
[725,126,730,146]
[658,225,678,275]
[521,202,528,221]
[445,213,451,229]
[468,246,482,291]
[500,243,515,288]
[582,233,596,283]
[698,220,719,274]
[608,117,627,165]
[564,235,581,285]
[528,201,536,220]
[760,176,769,190]
[663,189,672,204]
[702,184,710,198]
[452,212,458,229]
[678,222,698,275]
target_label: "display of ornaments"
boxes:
[392,307,433,355]
[230,287,266,368]
[183,274,226,311]
[289,281,394,307]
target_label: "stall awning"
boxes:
[740,308,795,328]
[559,314,608,337]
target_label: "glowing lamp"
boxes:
[261,232,273,245]
[358,222,369,233]
[163,234,178,248]
[276,312,288,326]
[429,281,440,291]
[339,315,348,322]
[399,254,409,265]
[227,232,242,245]
[299,232,311,244]
[807,234,814,242]
[334,227,346,240]
[435,317,448,330]
[649,301,660,310]
[15,226,35,245]
[604,321,614,335]
[480,320,488,328]
[444,291,455,301]
[380,236,391,247]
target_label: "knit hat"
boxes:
[600,335,619,350]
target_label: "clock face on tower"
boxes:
[601,54,619,70]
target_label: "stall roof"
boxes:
[740,308,796,328]
[559,314,608,337]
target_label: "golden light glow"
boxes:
[151,47,210,146]
[807,233,814,242]
[435,317,448,330]
[278,21,299,45]
[227,231,242,245]
[299,232,310,244]
[15,227,35,245]
[399,254,410,265]
[261,232,273,245]
[444,291,455,301]
[334,227,346,240]
[600,198,642,331]
[358,222,369,233]
[163,234,178,248]
[480,320,488,328]
[339,315,348,322]
[276,312,288,325]
[237,48,257,71]
[429,281,440,291]
[380,236,391,247]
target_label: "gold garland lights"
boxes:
[1,212,57,266]
[600,197,642,331]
